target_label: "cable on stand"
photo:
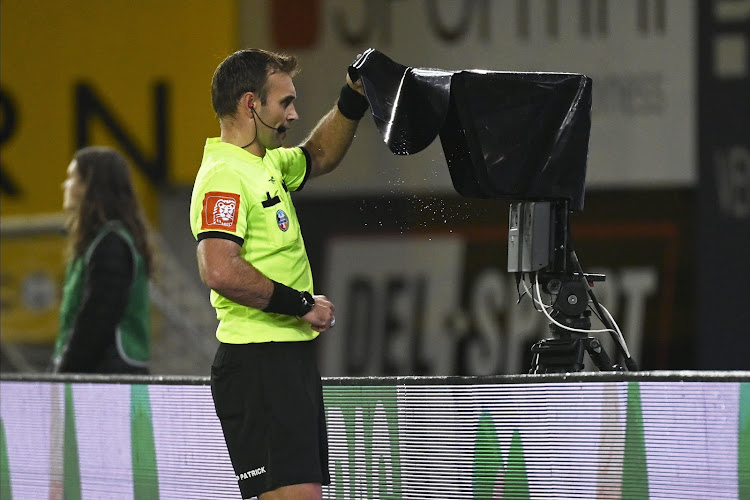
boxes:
[508,200,638,374]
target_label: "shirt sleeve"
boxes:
[190,164,249,244]
[56,232,133,373]
[275,146,311,192]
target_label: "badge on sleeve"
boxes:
[201,191,240,231]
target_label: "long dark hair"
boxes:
[66,146,154,275]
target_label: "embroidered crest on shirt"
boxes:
[276,209,289,231]
[201,191,240,231]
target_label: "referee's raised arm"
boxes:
[301,70,369,178]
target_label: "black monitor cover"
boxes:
[349,49,592,211]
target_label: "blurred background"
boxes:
[1,0,748,375]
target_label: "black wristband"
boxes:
[263,280,315,316]
[337,84,369,120]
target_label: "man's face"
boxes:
[256,71,298,148]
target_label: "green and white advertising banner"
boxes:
[1,377,748,499]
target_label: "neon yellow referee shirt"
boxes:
[190,138,317,343]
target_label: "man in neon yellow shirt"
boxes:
[189,49,369,500]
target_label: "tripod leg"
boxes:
[583,337,620,371]
[570,250,638,370]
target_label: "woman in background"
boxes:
[52,146,153,374]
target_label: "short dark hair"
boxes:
[211,49,298,119]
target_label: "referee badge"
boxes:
[201,191,240,231]
[276,209,289,231]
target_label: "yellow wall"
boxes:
[0,0,236,217]
[1,224,67,343]
[0,0,237,343]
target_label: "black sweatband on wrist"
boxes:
[337,84,369,120]
[263,280,313,316]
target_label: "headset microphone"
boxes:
[251,106,287,134]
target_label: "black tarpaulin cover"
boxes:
[349,49,593,211]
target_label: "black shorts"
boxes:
[210,340,330,499]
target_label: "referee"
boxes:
[189,49,368,500]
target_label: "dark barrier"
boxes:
[2,371,748,499]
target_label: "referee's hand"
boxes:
[302,295,336,332]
